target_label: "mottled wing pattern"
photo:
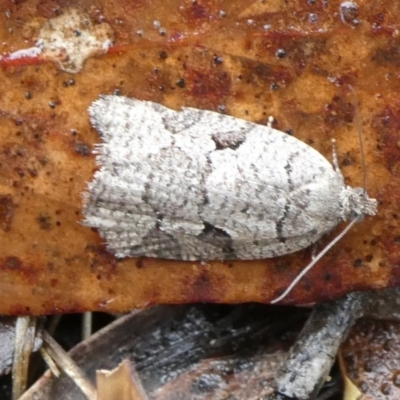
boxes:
[83,96,345,260]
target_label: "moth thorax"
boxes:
[340,186,378,221]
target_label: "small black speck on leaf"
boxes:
[75,142,91,156]
[213,56,223,65]
[276,49,286,58]
[353,258,363,267]
[176,78,186,88]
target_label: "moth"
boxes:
[83,95,377,260]
[83,95,377,302]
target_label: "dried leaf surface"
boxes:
[97,360,148,400]
[341,319,400,400]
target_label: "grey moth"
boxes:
[83,95,377,263]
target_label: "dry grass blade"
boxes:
[41,330,97,400]
[12,317,37,400]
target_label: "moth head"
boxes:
[340,186,377,221]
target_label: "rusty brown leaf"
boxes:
[0,0,398,314]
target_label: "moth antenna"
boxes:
[348,84,367,192]
[270,215,362,304]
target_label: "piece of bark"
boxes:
[276,293,364,399]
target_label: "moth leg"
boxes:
[267,116,274,130]
[330,138,340,171]
[310,243,319,260]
